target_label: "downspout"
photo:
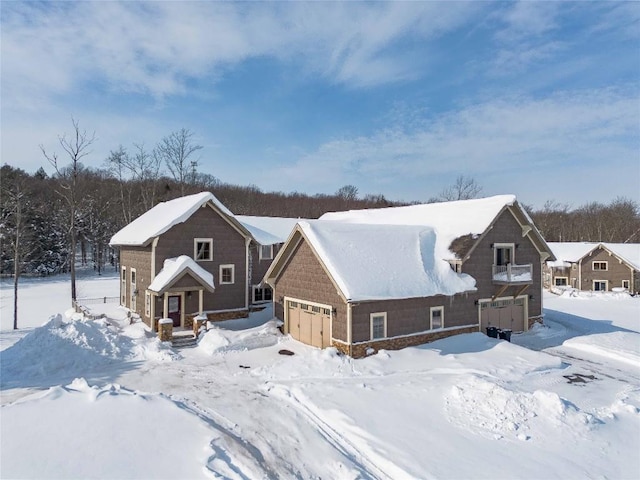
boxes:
[150,237,159,332]
[347,302,353,356]
[245,237,251,310]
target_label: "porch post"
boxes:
[199,289,204,315]
[163,293,169,319]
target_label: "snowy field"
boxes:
[1,273,639,479]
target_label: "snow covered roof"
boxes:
[296,220,477,302]
[320,195,517,258]
[236,216,306,245]
[148,256,215,294]
[548,242,640,270]
[110,192,236,246]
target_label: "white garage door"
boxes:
[480,297,526,332]
[286,300,331,348]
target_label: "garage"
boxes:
[480,297,526,333]
[286,300,332,348]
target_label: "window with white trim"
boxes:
[370,312,387,340]
[121,267,127,305]
[554,277,568,286]
[253,286,273,303]
[622,280,630,289]
[194,238,213,261]
[220,264,235,284]
[259,244,273,260]
[130,268,137,311]
[430,306,444,330]
[592,261,608,271]
[145,291,151,317]
[593,280,607,291]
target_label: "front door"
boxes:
[168,295,181,328]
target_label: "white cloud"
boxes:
[0,1,482,106]
[266,87,639,202]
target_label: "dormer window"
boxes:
[194,238,213,261]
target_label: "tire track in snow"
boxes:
[265,383,413,480]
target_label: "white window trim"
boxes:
[121,266,127,305]
[219,264,235,284]
[370,312,387,340]
[554,276,569,286]
[593,279,608,291]
[592,261,608,271]
[194,238,213,261]
[430,306,445,330]
[252,285,272,303]
[130,268,137,311]
[259,244,274,261]
[493,243,515,265]
[622,280,630,289]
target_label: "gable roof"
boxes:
[109,192,304,248]
[267,220,477,302]
[320,194,552,260]
[236,216,308,245]
[110,192,238,247]
[548,242,640,270]
[148,256,215,294]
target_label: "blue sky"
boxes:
[2,1,639,208]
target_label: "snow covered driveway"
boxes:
[1,277,639,479]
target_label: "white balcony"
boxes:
[492,264,533,284]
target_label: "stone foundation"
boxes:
[193,316,207,337]
[206,310,249,322]
[528,315,544,329]
[333,326,479,359]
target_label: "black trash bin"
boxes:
[486,326,499,338]
[498,329,512,342]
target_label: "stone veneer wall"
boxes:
[333,325,479,358]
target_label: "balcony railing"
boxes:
[492,264,533,284]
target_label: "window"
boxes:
[430,306,444,330]
[194,238,213,261]
[370,312,387,340]
[130,268,137,311]
[593,280,607,291]
[121,267,127,305]
[494,243,514,266]
[253,286,273,303]
[219,264,235,284]
[622,280,630,290]
[592,261,608,271]
[554,277,568,286]
[145,291,151,317]
[259,244,273,260]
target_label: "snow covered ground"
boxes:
[1,273,639,479]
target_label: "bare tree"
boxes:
[432,175,483,202]
[155,129,202,196]
[336,184,359,201]
[40,118,96,305]
[0,167,34,329]
[106,146,133,224]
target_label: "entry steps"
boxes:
[171,333,198,349]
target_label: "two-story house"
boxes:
[264,195,554,357]
[546,242,640,293]
[109,192,302,331]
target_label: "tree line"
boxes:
[1,120,638,328]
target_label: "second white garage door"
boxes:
[287,300,332,348]
[480,297,526,332]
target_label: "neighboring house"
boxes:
[109,192,302,331]
[545,242,640,293]
[264,195,555,358]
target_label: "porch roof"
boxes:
[148,256,215,295]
